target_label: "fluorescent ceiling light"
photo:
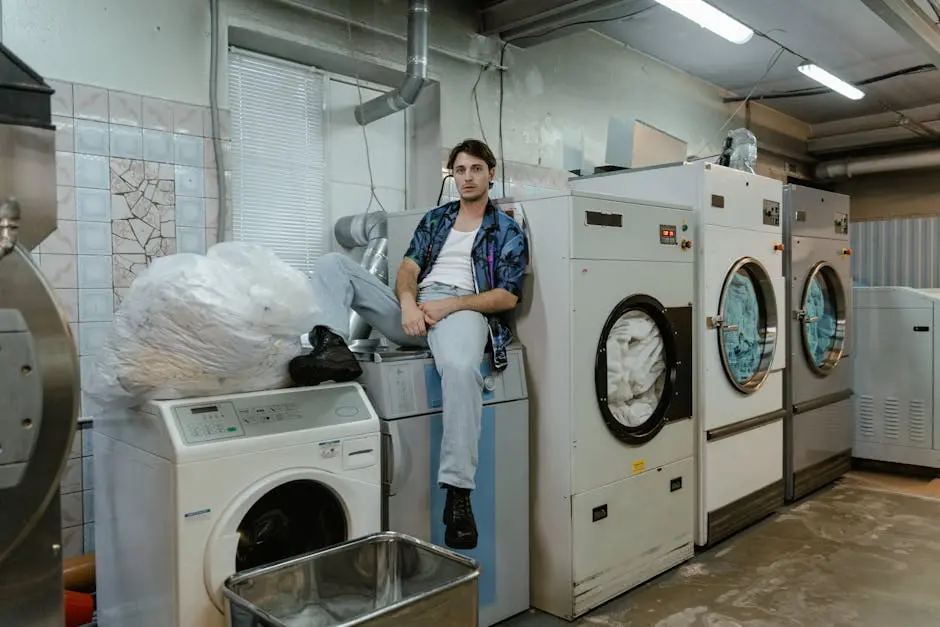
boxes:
[653,0,754,44]
[797,63,865,100]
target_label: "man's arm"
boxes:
[395,257,421,309]
[450,288,518,314]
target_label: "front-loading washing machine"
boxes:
[783,184,853,502]
[93,383,382,627]
[510,190,695,620]
[572,163,787,549]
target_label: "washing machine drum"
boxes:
[594,294,693,446]
[234,480,348,572]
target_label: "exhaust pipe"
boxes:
[354,0,429,126]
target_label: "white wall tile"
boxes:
[83,490,95,523]
[142,96,173,131]
[53,116,74,152]
[203,138,231,170]
[58,186,77,220]
[173,102,204,136]
[143,129,174,163]
[74,154,110,190]
[76,188,111,221]
[74,120,110,156]
[69,430,83,459]
[41,220,77,255]
[56,152,75,187]
[202,108,231,140]
[176,197,205,228]
[109,91,142,127]
[79,322,112,356]
[61,491,83,528]
[56,288,79,321]
[69,322,79,352]
[79,289,114,322]
[203,167,230,199]
[49,80,74,117]
[110,125,143,159]
[78,255,113,289]
[177,227,207,254]
[40,255,77,289]
[174,133,204,167]
[81,393,102,420]
[82,456,94,490]
[60,458,82,494]
[175,165,204,198]
[82,427,93,456]
[83,523,95,554]
[61,526,83,560]
[77,221,112,255]
[73,84,109,121]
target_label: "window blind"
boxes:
[228,49,327,274]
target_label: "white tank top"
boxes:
[420,227,479,292]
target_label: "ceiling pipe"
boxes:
[354,0,429,126]
[814,147,940,179]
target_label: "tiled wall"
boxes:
[851,217,940,288]
[42,79,232,557]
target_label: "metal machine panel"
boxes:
[784,185,851,241]
[791,398,854,481]
[853,288,936,453]
[569,456,694,620]
[569,257,694,495]
[568,193,692,262]
[787,236,853,405]
[361,348,529,627]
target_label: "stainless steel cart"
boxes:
[224,531,480,627]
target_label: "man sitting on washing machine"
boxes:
[290,138,529,551]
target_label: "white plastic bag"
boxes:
[86,242,317,408]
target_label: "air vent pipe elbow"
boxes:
[354,0,429,126]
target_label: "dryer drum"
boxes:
[716,257,779,395]
[594,294,693,445]
[799,261,847,376]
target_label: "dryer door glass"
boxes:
[800,262,847,375]
[236,480,348,572]
[717,258,779,394]
[595,295,692,445]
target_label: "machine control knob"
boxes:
[774,243,785,252]
[483,376,497,392]
[840,247,852,256]
[680,239,692,250]
[681,224,688,232]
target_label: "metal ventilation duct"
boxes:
[815,146,940,179]
[354,0,429,125]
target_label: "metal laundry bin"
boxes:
[223,531,479,627]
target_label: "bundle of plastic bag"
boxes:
[86,242,317,409]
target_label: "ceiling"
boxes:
[480,0,940,127]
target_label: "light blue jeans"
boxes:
[310,253,488,490]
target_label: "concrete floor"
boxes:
[504,472,940,626]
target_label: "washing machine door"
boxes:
[797,261,848,376]
[204,469,352,613]
[594,294,693,445]
[715,257,780,394]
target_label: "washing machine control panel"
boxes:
[174,402,245,444]
[659,224,678,245]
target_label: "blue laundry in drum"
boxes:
[805,276,837,366]
[723,272,761,383]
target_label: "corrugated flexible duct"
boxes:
[354,0,429,125]
[333,212,389,346]
[815,147,940,179]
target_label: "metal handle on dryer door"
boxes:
[722,324,740,332]
[707,315,737,333]
[385,421,405,496]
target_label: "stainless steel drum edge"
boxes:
[0,244,79,566]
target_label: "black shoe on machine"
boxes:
[443,485,478,550]
[288,326,363,386]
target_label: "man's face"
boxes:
[452,152,494,203]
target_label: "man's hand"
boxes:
[419,298,457,326]
[401,301,428,337]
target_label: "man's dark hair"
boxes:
[447,139,497,171]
